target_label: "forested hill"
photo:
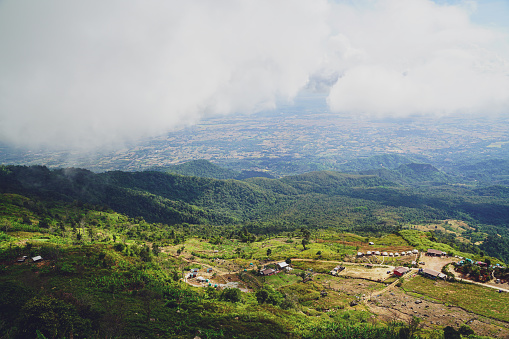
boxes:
[1,164,509,262]
[149,159,275,180]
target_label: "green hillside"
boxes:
[1,166,509,338]
[2,165,509,262]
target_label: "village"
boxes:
[175,241,509,338]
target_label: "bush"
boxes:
[221,288,241,303]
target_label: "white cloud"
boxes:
[0,0,329,149]
[326,0,509,117]
[0,0,508,150]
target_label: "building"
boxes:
[32,256,43,262]
[427,249,446,257]
[260,268,276,276]
[393,267,410,277]
[420,268,441,279]
[277,262,289,270]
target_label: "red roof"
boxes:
[394,267,409,276]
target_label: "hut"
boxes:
[420,268,441,279]
[426,249,445,257]
[260,268,276,276]
[393,267,409,277]
[277,262,289,270]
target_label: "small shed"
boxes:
[393,267,409,277]
[32,256,43,262]
[260,268,276,276]
[420,268,441,279]
[427,249,445,257]
[277,262,289,270]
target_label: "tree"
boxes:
[458,324,474,336]
[152,243,161,256]
[266,248,272,257]
[285,258,292,265]
[302,239,309,250]
[256,289,269,304]
[443,326,461,339]
[221,288,241,303]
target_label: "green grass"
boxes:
[402,276,509,322]
[259,272,301,289]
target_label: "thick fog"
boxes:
[0,0,508,149]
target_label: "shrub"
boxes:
[221,288,241,303]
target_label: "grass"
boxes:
[259,272,301,289]
[402,276,509,322]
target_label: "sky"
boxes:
[0,0,508,150]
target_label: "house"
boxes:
[207,268,213,273]
[393,267,410,277]
[420,268,441,279]
[382,252,388,256]
[329,266,345,275]
[357,252,364,257]
[375,251,381,255]
[427,249,445,257]
[260,268,276,276]
[17,255,28,262]
[389,253,394,257]
[366,251,372,256]
[412,249,419,254]
[394,252,400,257]
[277,262,289,270]
[32,256,43,262]
[369,242,375,245]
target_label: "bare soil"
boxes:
[366,285,509,338]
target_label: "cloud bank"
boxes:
[0,0,508,149]
[326,0,509,117]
